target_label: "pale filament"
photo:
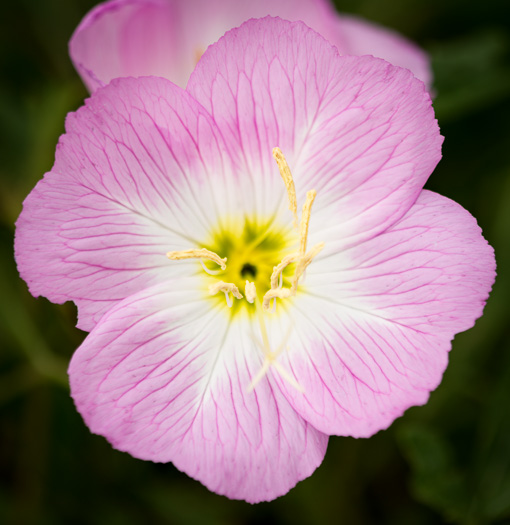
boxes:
[200,259,222,276]
[262,182,324,311]
[247,295,303,393]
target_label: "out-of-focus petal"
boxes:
[273,191,495,436]
[70,0,339,91]
[70,0,183,92]
[188,17,442,252]
[336,15,432,88]
[69,279,328,502]
[14,77,231,331]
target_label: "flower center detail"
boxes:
[166,147,324,391]
[167,147,323,312]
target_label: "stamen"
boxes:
[299,189,317,256]
[261,187,323,312]
[273,147,298,229]
[167,248,227,271]
[262,286,292,310]
[289,242,325,294]
[269,253,297,290]
[208,281,243,308]
[224,291,233,308]
[245,281,257,304]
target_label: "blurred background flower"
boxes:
[1,0,509,523]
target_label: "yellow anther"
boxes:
[209,281,243,299]
[262,287,292,311]
[209,281,243,308]
[273,147,298,229]
[299,189,317,256]
[290,242,325,294]
[269,253,298,290]
[167,248,227,271]
[262,206,323,312]
[245,281,257,304]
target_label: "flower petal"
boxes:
[69,279,328,502]
[188,17,442,251]
[337,15,432,88]
[69,0,340,91]
[272,191,495,436]
[15,77,230,331]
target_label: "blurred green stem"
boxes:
[0,291,69,387]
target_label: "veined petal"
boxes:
[15,77,232,331]
[337,15,432,88]
[188,17,442,251]
[273,191,495,436]
[69,279,328,502]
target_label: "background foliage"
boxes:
[1,0,509,523]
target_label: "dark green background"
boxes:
[1,1,509,523]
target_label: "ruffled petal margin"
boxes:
[273,191,495,436]
[69,278,328,502]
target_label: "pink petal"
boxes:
[69,279,328,502]
[336,15,432,88]
[15,77,229,331]
[274,191,495,436]
[70,0,431,92]
[188,17,442,250]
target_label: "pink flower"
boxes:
[70,0,432,92]
[15,18,494,502]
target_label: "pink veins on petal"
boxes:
[15,18,495,502]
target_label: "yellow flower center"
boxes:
[167,147,323,312]
[201,214,297,313]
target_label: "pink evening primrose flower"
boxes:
[15,18,494,502]
[69,0,432,92]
